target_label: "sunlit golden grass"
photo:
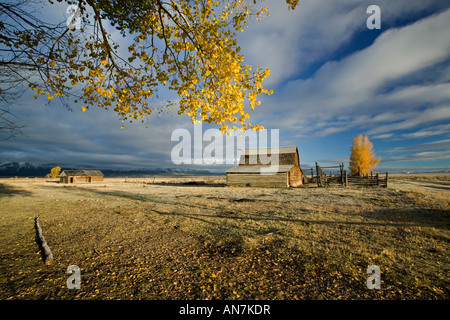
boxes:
[0,174,448,299]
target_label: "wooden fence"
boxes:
[346,171,388,188]
[316,162,344,187]
[306,163,388,188]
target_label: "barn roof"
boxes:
[242,146,297,155]
[226,146,300,174]
[60,170,104,177]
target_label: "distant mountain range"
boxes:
[1,162,447,177]
[0,162,221,177]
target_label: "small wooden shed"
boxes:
[226,146,303,187]
[59,170,104,184]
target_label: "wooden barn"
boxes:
[226,146,303,187]
[59,170,104,184]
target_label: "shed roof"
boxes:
[60,170,104,177]
[242,146,297,155]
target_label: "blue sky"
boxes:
[1,0,450,173]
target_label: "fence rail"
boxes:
[308,162,388,188]
[346,172,388,188]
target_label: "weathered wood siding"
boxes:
[90,176,104,183]
[289,166,303,187]
[60,175,103,183]
[227,172,288,187]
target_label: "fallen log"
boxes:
[34,216,53,265]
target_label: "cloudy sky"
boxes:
[1,0,450,173]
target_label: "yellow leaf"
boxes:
[81,107,87,112]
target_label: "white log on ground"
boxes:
[34,216,53,265]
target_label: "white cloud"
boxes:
[382,150,450,163]
[239,0,363,87]
[369,105,450,135]
[255,8,450,137]
[372,133,394,139]
[400,124,450,139]
[388,139,450,153]
[241,0,449,88]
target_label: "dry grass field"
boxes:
[0,173,449,300]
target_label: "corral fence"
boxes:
[303,162,388,188]
[347,171,388,188]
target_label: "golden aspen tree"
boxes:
[0,0,299,135]
[349,134,381,176]
[50,166,61,178]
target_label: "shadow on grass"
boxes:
[45,180,60,184]
[76,187,170,203]
[146,181,226,188]
[0,183,33,198]
[414,184,450,191]
[74,183,225,203]
[151,207,450,230]
[69,184,450,231]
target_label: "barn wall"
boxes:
[91,176,103,183]
[73,176,87,183]
[227,173,288,187]
[61,175,103,183]
[289,166,303,187]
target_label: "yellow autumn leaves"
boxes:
[28,0,279,133]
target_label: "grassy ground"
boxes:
[0,174,449,300]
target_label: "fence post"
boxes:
[316,162,320,187]
[385,172,389,188]
[344,170,348,187]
